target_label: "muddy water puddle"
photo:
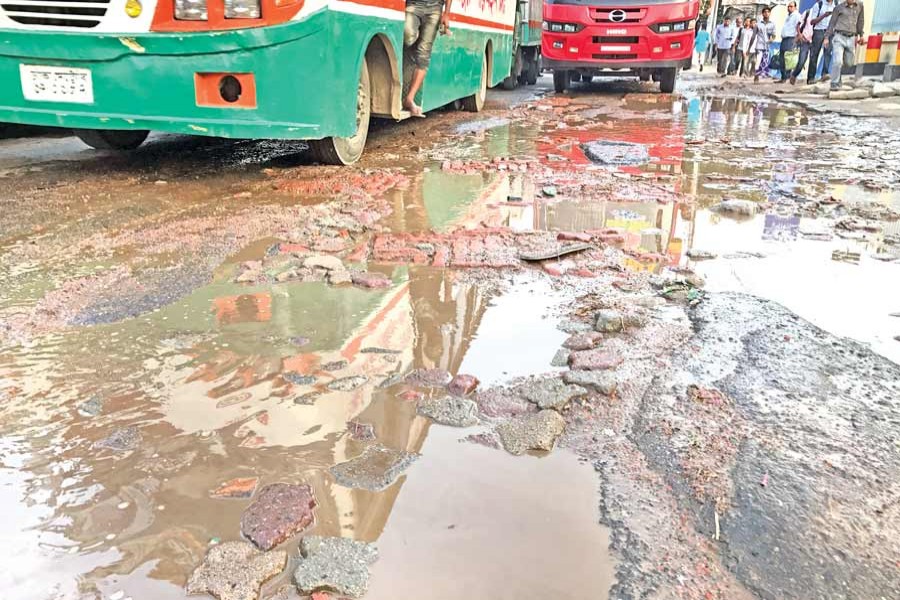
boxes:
[0,263,612,599]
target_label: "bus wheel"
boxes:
[659,68,678,94]
[74,129,149,150]
[308,60,371,165]
[462,52,488,112]
[553,70,569,93]
[502,48,523,90]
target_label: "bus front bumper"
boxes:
[0,19,355,140]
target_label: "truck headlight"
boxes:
[175,0,207,20]
[224,0,261,18]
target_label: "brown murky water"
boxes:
[2,80,899,600]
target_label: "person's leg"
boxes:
[717,49,727,75]
[821,34,833,80]
[807,30,825,83]
[779,38,794,81]
[404,6,441,115]
[745,52,757,77]
[791,41,810,84]
[829,34,847,89]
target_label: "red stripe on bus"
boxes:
[341,0,405,11]
[449,13,514,31]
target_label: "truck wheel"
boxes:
[639,71,651,82]
[74,129,149,150]
[308,59,371,165]
[659,67,678,94]
[526,55,539,85]
[462,52,488,112]
[553,70,569,93]
[581,73,594,83]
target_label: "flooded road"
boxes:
[1,75,899,600]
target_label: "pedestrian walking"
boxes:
[744,18,759,77]
[735,18,756,77]
[776,1,802,83]
[789,6,816,84]
[695,23,710,72]
[754,7,776,83]
[825,0,865,90]
[715,17,736,77]
[806,0,837,84]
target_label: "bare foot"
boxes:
[403,99,425,118]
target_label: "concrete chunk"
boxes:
[496,410,566,455]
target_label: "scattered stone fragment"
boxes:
[289,337,311,347]
[330,445,419,491]
[551,349,571,367]
[812,82,832,95]
[496,410,567,455]
[361,347,401,354]
[475,387,535,418]
[448,374,480,396]
[328,376,368,392]
[293,392,320,405]
[568,348,624,371]
[562,370,618,396]
[240,483,317,551]
[346,421,376,441]
[187,541,287,600]
[714,199,759,216]
[285,372,316,386]
[396,389,424,402]
[687,249,717,260]
[594,309,645,332]
[94,427,142,452]
[563,332,603,351]
[77,396,104,417]
[322,360,348,372]
[829,88,871,100]
[303,256,345,271]
[211,477,260,499]
[294,536,378,599]
[461,432,502,450]
[351,272,392,289]
[417,396,479,427]
[557,231,592,243]
[520,378,583,411]
[541,186,558,197]
[405,368,452,387]
[557,319,593,334]
[328,270,353,286]
[872,82,898,99]
[581,140,649,165]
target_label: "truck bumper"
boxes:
[0,17,368,140]
[542,57,691,71]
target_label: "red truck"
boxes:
[542,0,701,93]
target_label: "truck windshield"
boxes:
[545,0,686,5]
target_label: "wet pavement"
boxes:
[1,73,899,600]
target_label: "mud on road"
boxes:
[1,74,899,600]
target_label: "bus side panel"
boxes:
[420,28,512,111]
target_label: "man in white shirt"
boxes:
[754,7,777,82]
[776,1,802,83]
[806,0,836,83]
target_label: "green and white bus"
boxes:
[0,0,533,163]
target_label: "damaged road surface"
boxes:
[1,72,899,600]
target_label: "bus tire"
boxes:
[525,51,539,85]
[462,52,488,112]
[553,70,569,93]
[659,67,677,94]
[74,129,149,151]
[308,59,372,165]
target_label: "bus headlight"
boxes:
[224,0,261,18]
[175,0,207,20]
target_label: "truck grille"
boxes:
[0,0,109,28]
[590,8,646,24]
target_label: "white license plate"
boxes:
[20,65,94,104]
[600,45,632,52]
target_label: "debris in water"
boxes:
[289,337,311,347]
[496,410,567,455]
[211,477,259,499]
[713,199,759,216]
[687,249,718,260]
[405,368,452,387]
[361,347,401,354]
[581,140,649,165]
[328,376,368,392]
[240,483,317,551]
[448,374,480,396]
[760,472,769,487]
[330,444,419,491]
[417,396,479,427]
[77,396,104,417]
[285,372,316,386]
[294,536,378,599]
[831,249,861,264]
[322,360,348,372]
[346,421,376,441]
[186,541,287,600]
[519,243,593,262]
[93,427,142,452]
[520,378,583,411]
[351,272,392,289]
[542,186,558,197]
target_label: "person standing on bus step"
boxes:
[805,0,836,84]
[694,23,710,72]
[824,0,865,91]
[715,17,736,77]
[404,0,453,117]
[754,7,776,83]
[776,2,802,83]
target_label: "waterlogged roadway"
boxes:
[1,75,898,600]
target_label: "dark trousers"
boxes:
[791,40,812,80]
[717,48,732,74]
[730,49,744,75]
[806,29,832,82]
[778,36,796,81]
